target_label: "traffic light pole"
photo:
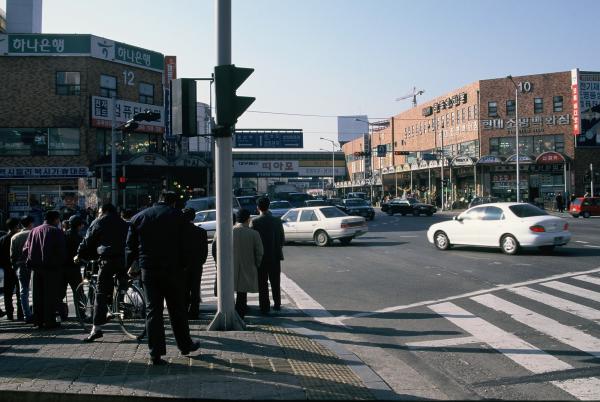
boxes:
[592,163,595,197]
[208,0,244,331]
[111,96,117,206]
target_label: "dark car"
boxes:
[236,196,258,212]
[386,198,436,216]
[304,200,329,207]
[570,197,600,218]
[337,198,375,220]
[468,196,500,209]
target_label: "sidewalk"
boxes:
[0,316,382,401]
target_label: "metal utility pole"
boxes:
[508,76,521,202]
[592,163,595,197]
[320,138,337,197]
[208,0,244,331]
[111,95,117,206]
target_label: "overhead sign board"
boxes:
[233,129,303,148]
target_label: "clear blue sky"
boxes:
[3,0,598,150]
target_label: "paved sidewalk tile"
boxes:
[0,318,376,400]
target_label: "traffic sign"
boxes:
[233,129,303,148]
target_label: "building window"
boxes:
[139,82,154,104]
[96,129,160,157]
[490,134,564,156]
[0,128,80,156]
[506,100,516,116]
[100,75,117,98]
[488,101,498,117]
[56,72,81,95]
[534,98,544,114]
[553,96,563,112]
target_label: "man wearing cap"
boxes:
[10,216,34,323]
[60,215,84,317]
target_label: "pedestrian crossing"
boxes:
[415,271,600,400]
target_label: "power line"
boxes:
[246,109,456,122]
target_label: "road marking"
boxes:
[429,302,600,400]
[574,274,600,286]
[509,287,600,322]
[575,240,590,244]
[540,281,600,302]
[341,266,600,321]
[405,335,480,348]
[280,273,348,328]
[584,245,600,248]
[472,294,600,359]
[397,235,418,238]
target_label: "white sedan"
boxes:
[427,203,571,255]
[281,206,368,246]
[194,209,217,239]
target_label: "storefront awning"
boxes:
[536,151,567,164]
[477,155,505,165]
[505,154,535,164]
[451,156,476,166]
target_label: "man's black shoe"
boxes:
[273,305,281,311]
[83,330,103,342]
[151,357,168,366]
[6,314,14,321]
[0,310,5,318]
[181,341,200,356]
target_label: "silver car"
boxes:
[269,200,293,218]
[194,209,217,239]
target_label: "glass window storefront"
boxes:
[7,184,85,224]
[490,134,564,156]
[0,128,80,156]
[96,129,161,157]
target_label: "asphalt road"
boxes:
[281,209,600,400]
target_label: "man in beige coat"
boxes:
[233,209,263,318]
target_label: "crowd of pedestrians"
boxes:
[0,191,285,365]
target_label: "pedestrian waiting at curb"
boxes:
[1,218,23,321]
[182,207,208,319]
[10,215,34,323]
[232,208,263,319]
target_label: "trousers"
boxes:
[93,259,125,326]
[257,260,281,312]
[184,266,203,317]
[17,266,32,320]
[142,268,194,358]
[2,267,22,319]
[32,269,60,327]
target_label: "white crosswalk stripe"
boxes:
[426,273,600,400]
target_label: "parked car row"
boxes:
[381,198,437,217]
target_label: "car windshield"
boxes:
[509,204,548,217]
[319,207,348,218]
[270,201,291,209]
[572,198,582,206]
[406,198,418,204]
[345,199,368,206]
[195,210,216,222]
[237,197,256,208]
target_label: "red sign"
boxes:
[164,56,177,85]
[536,151,565,164]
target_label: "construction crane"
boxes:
[395,87,425,108]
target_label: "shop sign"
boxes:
[91,96,164,133]
[419,160,429,169]
[506,154,534,164]
[410,163,419,171]
[536,151,566,164]
[482,114,571,133]
[0,166,89,179]
[428,92,468,114]
[429,160,439,168]
[477,155,505,164]
[128,154,169,166]
[572,69,600,146]
[234,160,298,177]
[452,156,475,166]
[175,157,207,168]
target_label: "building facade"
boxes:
[340,70,599,207]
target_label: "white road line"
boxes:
[428,302,571,373]
[574,275,600,287]
[280,273,347,328]
[584,245,600,248]
[540,281,600,302]
[575,240,590,244]
[472,294,600,359]
[341,266,600,321]
[509,287,600,322]
[405,335,480,348]
[429,302,600,400]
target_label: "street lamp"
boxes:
[507,75,521,203]
[320,138,338,197]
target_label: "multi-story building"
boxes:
[0,33,210,221]
[340,69,600,207]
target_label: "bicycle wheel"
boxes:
[114,283,147,341]
[74,280,95,332]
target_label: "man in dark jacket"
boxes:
[11,216,34,323]
[251,197,285,314]
[126,192,199,365]
[0,218,22,320]
[23,210,66,329]
[182,208,208,319]
[60,215,84,319]
[76,203,128,342]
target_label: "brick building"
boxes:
[340,69,600,207]
[0,33,208,222]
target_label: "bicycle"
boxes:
[74,260,147,341]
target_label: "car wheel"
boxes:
[501,234,519,255]
[583,211,591,218]
[571,214,579,218]
[434,231,451,250]
[339,237,352,246]
[538,245,555,253]
[426,212,433,216]
[314,230,331,247]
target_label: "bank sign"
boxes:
[0,34,164,72]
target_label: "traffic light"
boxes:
[214,64,255,132]
[172,78,198,137]
[121,120,139,132]
[394,151,410,155]
[118,176,127,190]
[377,145,387,157]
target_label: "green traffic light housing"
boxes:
[214,64,255,133]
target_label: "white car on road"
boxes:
[194,209,217,239]
[281,206,368,246]
[427,203,571,255]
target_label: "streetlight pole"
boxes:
[320,138,338,197]
[508,75,521,203]
[111,95,117,206]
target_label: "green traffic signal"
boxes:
[214,64,255,130]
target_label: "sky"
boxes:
[2,0,599,151]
